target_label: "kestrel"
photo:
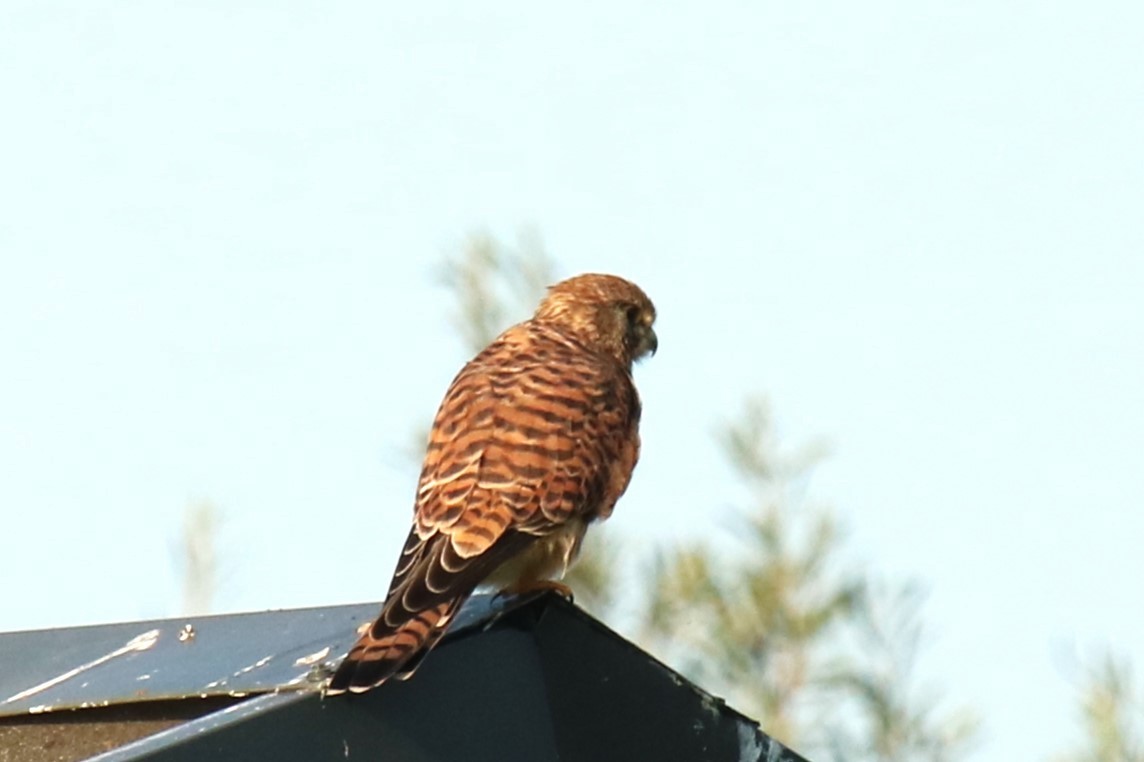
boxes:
[326,273,657,694]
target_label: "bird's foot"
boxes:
[492,580,575,607]
[485,582,575,631]
[503,580,574,602]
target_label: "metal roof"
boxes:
[0,593,811,761]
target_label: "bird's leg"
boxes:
[485,581,574,631]
[490,578,575,610]
[500,579,574,602]
[518,579,574,600]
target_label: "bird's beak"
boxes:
[643,327,658,358]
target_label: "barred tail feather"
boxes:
[326,598,462,694]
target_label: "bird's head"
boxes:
[535,273,657,367]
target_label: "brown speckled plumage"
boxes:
[326,273,657,694]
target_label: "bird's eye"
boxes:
[624,304,642,325]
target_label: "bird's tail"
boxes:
[326,597,464,694]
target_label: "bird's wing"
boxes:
[327,323,639,692]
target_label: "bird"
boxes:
[326,273,657,694]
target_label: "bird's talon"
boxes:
[502,580,575,603]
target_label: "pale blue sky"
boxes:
[2,2,1142,759]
